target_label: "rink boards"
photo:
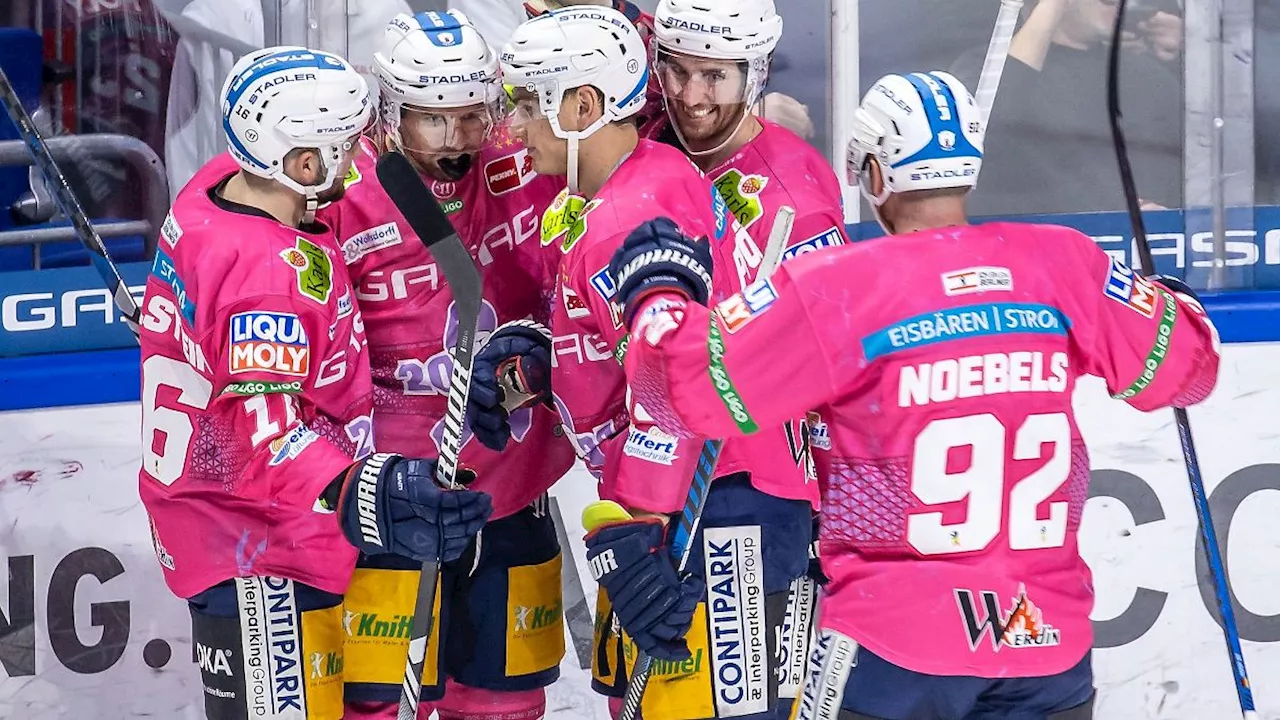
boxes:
[2,208,1280,718]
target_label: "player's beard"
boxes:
[668,99,748,154]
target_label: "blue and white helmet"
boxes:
[846,71,984,205]
[221,46,372,198]
[500,6,650,139]
[373,11,505,155]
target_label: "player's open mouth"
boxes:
[674,103,719,129]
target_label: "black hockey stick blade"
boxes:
[0,65,140,336]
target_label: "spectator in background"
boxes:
[950,0,1182,217]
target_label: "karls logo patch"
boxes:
[715,278,778,334]
[942,266,1013,296]
[703,526,768,717]
[1103,258,1158,318]
[485,149,536,196]
[541,189,601,253]
[228,312,310,377]
[782,227,844,263]
[341,222,402,264]
[955,583,1062,652]
[279,236,334,304]
[712,168,769,230]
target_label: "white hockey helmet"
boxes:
[500,6,649,190]
[221,46,372,199]
[653,0,783,61]
[652,0,781,156]
[847,71,984,206]
[373,11,505,156]
[500,7,649,138]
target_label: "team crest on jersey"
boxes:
[541,189,601,253]
[955,583,1062,652]
[715,278,778,333]
[1103,257,1158,318]
[485,149,536,196]
[280,236,334,304]
[712,168,769,230]
[229,311,310,377]
[942,266,1013,296]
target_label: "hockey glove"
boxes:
[466,320,554,452]
[584,517,703,661]
[609,217,714,326]
[332,453,492,563]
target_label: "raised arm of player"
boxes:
[1051,224,1222,411]
[611,220,846,443]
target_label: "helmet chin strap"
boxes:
[860,159,896,235]
[567,134,581,194]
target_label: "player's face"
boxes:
[393,102,498,182]
[656,50,750,151]
[508,88,569,176]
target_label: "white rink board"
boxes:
[0,343,1278,719]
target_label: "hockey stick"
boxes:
[376,151,485,720]
[975,0,1025,119]
[610,206,797,720]
[0,66,141,334]
[550,495,596,669]
[1107,3,1257,718]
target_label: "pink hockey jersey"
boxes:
[138,153,372,599]
[320,133,576,520]
[624,222,1221,678]
[546,139,808,512]
[701,119,850,508]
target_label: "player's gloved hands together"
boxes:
[584,517,703,661]
[466,320,554,452]
[333,453,492,562]
[609,217,714,326]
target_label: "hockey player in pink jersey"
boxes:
[603,71,1222,720]
[651,0,847,274]
[317,11,575,720]
[651,1,849,694]
[466,7,813,718]
[138,46,491,720]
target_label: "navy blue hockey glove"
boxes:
[609,217,714,327]
[584,518,703,661]
[466,320,554,452]
[333,453,492,563]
